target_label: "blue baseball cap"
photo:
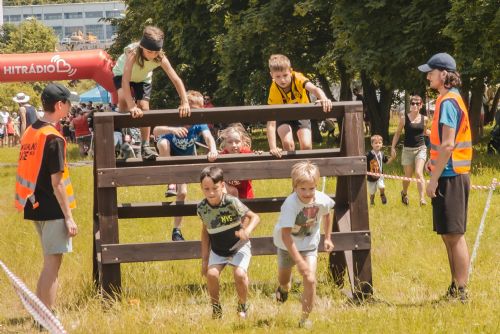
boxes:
[418,53,456,72]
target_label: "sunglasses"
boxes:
[410,102,421,106]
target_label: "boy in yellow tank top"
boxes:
[267,54,332,157]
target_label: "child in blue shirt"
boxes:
[153,90,218,241]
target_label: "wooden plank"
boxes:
[94,102,362,128]
[116,148,342,167]
[98,156,366,188]
[101,231,371,264]
[94,115,122,296]
[118,195,336,219]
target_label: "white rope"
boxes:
[468,178,497,280]
[366,172,495,190]
[0,260,67,334]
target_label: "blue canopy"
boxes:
[79,85,111,103]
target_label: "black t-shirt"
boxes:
[366,150,388,182]
[24,121,66,221]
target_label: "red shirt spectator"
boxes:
[72,112,91,137]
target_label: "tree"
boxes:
[331,0,451,141]
[444,0,500,143]
[3,19,57,53]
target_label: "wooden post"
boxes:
[344,104,372,299]
[94,115,121,297]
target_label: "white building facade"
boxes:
[3,1,125,43]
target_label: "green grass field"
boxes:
[0,126,498,333]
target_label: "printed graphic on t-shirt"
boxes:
[369,158,380,174]
[291,205,320,237]
[172,136,197,151]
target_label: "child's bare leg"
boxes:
[36,254,63,309]
[173,183,187,229]
[137,100,151,144]
[277,124,295,151]
[156,138,171,157]
[206,264,224,304]
[297,128,312,150]
[278,266,293,291]
[233,266,249,304]
[301,255,317,319]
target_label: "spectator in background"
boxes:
[0,106,9,146]
[13,92,38,136]
[71,109,92,156]
[203,95,215,108]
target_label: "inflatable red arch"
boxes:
[0,49,117,103]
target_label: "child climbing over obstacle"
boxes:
[153,90,218,241]
[219,123,260,199]
[273,161,334,328]
[366,134,394,205]
[266,54,333,158]
[112,25,191,161]
[197,166,260,319]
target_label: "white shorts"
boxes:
[367,178,385,195]
[33,219,72,255]
[208,241,252,272]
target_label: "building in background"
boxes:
[3,1,125,49]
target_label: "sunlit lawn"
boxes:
[0,125,498,333]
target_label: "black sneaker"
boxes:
[370,195,375,206]
[445,282,458,299]
[380,194,387,205]
[237,303,249,319]
[212,303,222,319]
[401,191,409,205]
[457,286,468,303]
[141,144,158,161]
[275,286,288,303]
[172,228,184,241]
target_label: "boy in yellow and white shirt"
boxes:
[267,54,332,157]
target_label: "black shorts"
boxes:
[113,76,152,101]
[432,174,470,235]
[276,119,311,132]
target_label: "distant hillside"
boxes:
[4,0,118,6]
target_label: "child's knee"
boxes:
[206,267,220,280]
[233,267,247,282]
[303,273,316,287]
[156,140,170,155]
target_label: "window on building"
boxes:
[23,14,42,20]
[3,16,9,22]
[85,25,104,40]
[10,15,22,22]
[52,26,63,39]
[85,11,103,19]
[65,26,84,38]
[64,12,83,20]
[105,25,118,40]
[44,13,62,20]
[105,10,122,18]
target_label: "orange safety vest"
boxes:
[430,90,472,174]
[15,124,76,211]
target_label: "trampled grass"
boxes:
[0,128,498,333]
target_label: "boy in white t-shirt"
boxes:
[273,161,335,328]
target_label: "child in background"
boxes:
[219,123,258,199]
[153,90,218,241]
[366,134,394,205]
[112,25,190,160]
[6,116,15,147]
[197,166,260,319]
[273,161,334,328]
[267,54,332,158]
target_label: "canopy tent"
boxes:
[80,85,111,103]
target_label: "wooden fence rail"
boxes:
[92,102,372,299]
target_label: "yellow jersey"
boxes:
[267,71,310,105]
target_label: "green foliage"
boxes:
[0,83,42,110]
[444,0,500,84]
[2,19,57,53]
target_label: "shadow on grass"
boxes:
[0,315,32,326]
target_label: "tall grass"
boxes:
[0,126,498,333]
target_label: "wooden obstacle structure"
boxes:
[92,102,372,299]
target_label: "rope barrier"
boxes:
[468,178,497,280]
[0,260,67,334]
[366,172,496,191]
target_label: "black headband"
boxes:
[139,36,163,51]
